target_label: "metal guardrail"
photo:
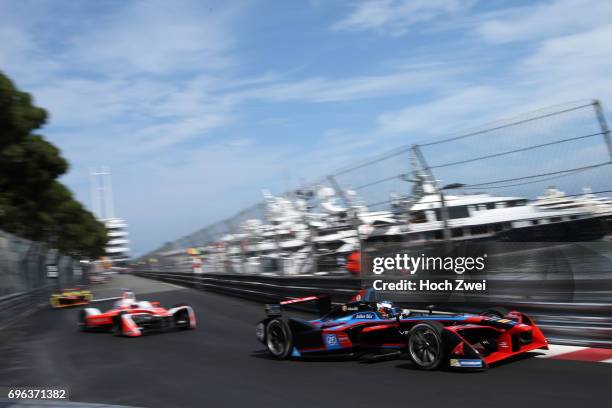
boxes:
[135,270,612,348]
[137,271,360,303]
[0,286,53,331]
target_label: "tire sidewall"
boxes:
[408,322,445,370]
[265,318,293,359]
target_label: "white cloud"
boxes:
[522,24,612,78]
[66,0,237,76]
[371,3,612,140]
[376,86,512,136]
[476,0,612,44]
[332,0,476,36]
[231,67,460,103]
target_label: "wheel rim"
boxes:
[267,322,287,356]
[409,326,441,367]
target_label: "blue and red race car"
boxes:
[256,292,548,370]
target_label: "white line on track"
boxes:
[160,282,188,290]
[92,296,120,303]
[534,345,586,358]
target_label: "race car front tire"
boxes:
[265,318,293,360]
[407,322,445,370]
[78,310,91,332]
[172,307,194,330]
[112,312,126,336]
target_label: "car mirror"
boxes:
[427,305,435,315]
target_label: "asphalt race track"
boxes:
[1,275,610,408]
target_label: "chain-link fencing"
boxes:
[0,230,84,328]
[140,100,612,278]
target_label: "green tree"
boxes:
[0,71,107,258]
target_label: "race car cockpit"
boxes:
[114,290,137,309]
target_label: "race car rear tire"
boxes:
[50,295,60,309]
[481,307,510,319]
[407,322,445,370]
[265,318,293,360]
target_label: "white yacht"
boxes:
[208,187,396,275]
[362,169,612,244]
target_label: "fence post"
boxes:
[593,99,612,161]
[412,145,451,248]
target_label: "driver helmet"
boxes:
[115,290,137,308]
[377,300,394,318]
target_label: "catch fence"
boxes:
[141,100,612,276]
[0,230,83,327]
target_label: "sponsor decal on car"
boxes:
[450,359,483,368]
[325,334,338,345]
[324,333,346,350]
[353,313,375,319]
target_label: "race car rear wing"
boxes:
[265,295,331,317]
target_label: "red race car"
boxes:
[78,290,196,337]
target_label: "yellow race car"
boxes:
[50,288,93,309]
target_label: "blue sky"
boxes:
[1,0,612,256]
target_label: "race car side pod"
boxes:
[266,295,332,317]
